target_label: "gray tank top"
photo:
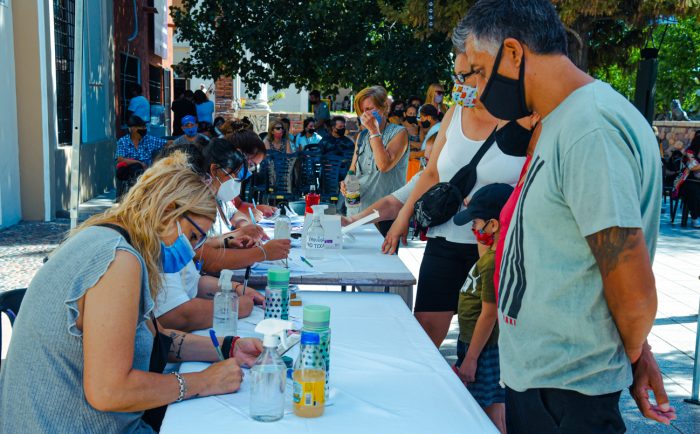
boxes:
[0,226,156,433]
[355,123,408,211]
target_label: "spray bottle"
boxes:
[304,204,327,260]
[250,319,293,422]
[213,269,238,336]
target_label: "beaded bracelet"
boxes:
[171,372,187,402]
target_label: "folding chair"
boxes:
[0,288,27,368]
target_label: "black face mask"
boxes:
[420,120,431,129]
[405,116,418,124]
[495,120,534,157]
[308,128,316,135]
[336,128,346,137]
[135,128,147,137]
[480,43,532,121]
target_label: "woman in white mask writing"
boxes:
[194,133,291,273]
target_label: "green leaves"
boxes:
[172,0,454,99]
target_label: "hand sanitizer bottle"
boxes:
[213,269,238,336]
[274,203,291,240]
[305,204,327,260]
[250,319,293,422]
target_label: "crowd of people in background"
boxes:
[2,0,691,433]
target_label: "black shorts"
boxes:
[414,237,479,312]
[506,387,625,434]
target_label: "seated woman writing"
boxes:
[0,153,262,433]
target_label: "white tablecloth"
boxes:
[160,292,498,434]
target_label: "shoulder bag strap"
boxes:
[448,128,498,196]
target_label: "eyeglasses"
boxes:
[451,71,476,84]
[183,214,208,250]
[435,91,444,95]
[273,126,283,131]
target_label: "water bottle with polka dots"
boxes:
[301,305,331,400]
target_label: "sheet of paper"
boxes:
[341,209,380,235]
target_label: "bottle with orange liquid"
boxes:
[292,332,326,418]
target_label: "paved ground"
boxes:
[1,193,698,432]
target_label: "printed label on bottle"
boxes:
[306,235,325,250]
[345,192,360,206]
[293,379,325,407]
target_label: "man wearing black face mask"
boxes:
[320,116,354,157]
[454,0,671,432]
[115,116,167,195]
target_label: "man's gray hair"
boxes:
[452,0,568,56]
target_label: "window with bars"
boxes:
[53,0,75,146]
[149,65,163,104]
[120,53,140,125]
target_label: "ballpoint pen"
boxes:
[242,266,251,296]
[208,329,225,361]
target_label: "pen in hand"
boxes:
[209,329,225,361]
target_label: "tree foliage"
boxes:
[592,17,700,116]
[171,0,454,99]
[380,0,699,70]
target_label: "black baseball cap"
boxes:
[453,183,514,226]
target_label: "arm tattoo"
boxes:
[168,332,186,360]
[585,227,641,278]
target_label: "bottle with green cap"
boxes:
[302,305,331,399]
[265,268,290,320]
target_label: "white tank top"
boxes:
[430,106,526,244]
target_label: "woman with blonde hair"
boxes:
[425,83,448,119]
[0,152,262,433]
[341,85,408,236]
[263,119,292,153]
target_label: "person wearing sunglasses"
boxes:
[0,153,264,433]
[425,83,448,120]
[263,120,292,154]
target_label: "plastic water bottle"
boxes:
[293,332,326,418]
[250,319,293,422]
[212,270,238,336]
[265,268,290,320]
[344,170,361,215]
[273,204,291,240]
[302,305,331,400]
[304,204,326,260]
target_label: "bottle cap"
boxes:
[268,268,290,284]
[303,305,330,329]
[300,331,320,345]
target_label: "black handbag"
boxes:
[413,128,497,230]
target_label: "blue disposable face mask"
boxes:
[183,126,198,137]
[371,110,383,125]
[161,220,196,273]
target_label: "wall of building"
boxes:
[0,0,22,228]
[52,0,116,216]
[13,0,54,221]
[113,0,173,133]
